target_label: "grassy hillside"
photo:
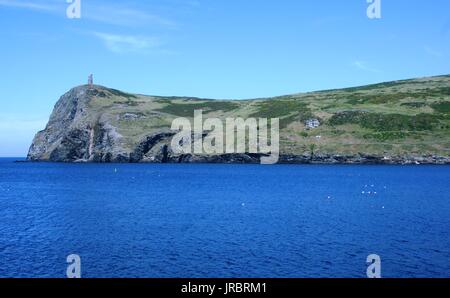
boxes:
[87,75,450,157]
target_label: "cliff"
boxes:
[27,75,450,164]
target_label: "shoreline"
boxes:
[21,153,450,165]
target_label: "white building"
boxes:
[305,118,320,129]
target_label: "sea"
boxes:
[0,158,449,277]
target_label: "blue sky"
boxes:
[0,0,449,156]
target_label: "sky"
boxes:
[0,0,449,156]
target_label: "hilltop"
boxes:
[28,75,450,164]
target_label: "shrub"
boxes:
[329,111,441,131]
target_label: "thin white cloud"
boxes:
[424,46,443,58]
[0,0,58,11]
[92,32,162,53]
[353,61,381,73]
[0,0,175,28]
[83,3,176,27]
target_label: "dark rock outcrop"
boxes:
[130,132,175,162]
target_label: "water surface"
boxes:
[0,158,449,277]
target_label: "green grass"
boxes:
[155,101,240,117]
[345,92,424,105]
[431,101,450,113]
[400,102,427,108]
[249,99,312,118]
[247,99,315,129]
[83,75,450,157]
[328,111,442,131]
[106,88,138,99]
[362,132,409,141]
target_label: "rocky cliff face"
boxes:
[27,85,264,163]
[28,85,128,162]
[27,76,450,164]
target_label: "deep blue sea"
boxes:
[0,158,449,278]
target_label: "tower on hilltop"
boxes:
[88,74,93,86]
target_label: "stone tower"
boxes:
[88,74,93,86]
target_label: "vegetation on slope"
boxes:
[85,74,450,157]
